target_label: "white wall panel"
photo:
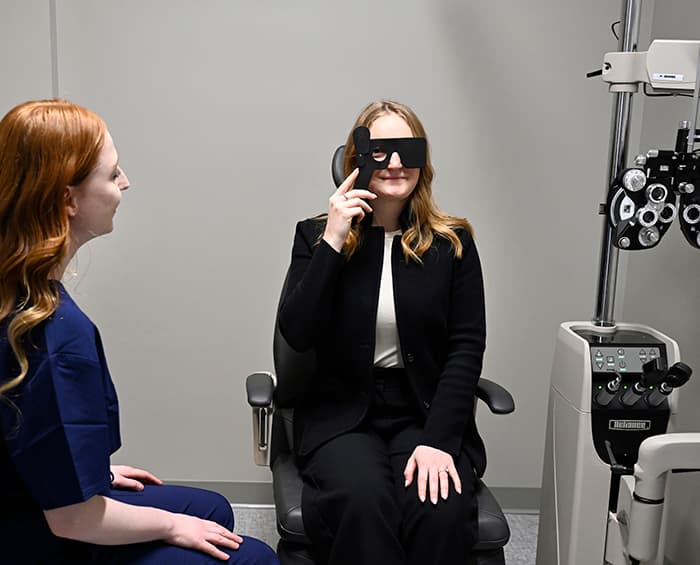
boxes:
[0,0,53,108]
[22,0,637,490]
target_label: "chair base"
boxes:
[277,540,505,565]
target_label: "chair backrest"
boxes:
[274,144,345,406]
[267,145,344,463]
[272,272,316,408]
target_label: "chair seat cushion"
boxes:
[272,453,510,550]
[272,453,311,545]
[473,479,511,550]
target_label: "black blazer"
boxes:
[279,214,488,476]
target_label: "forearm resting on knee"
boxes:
[44,495,173,545]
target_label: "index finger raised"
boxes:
[336,168,359,195]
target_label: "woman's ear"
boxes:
[64,186,78,218]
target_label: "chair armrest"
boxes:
[246,371,275,407]
[476,378,515,415]
[246,372,276,466]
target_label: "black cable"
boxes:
[611,21,620,40]
[643,84,673,97]
[643,83,695,98]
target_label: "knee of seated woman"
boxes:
[180,487,234,528]
[339,483,397,517]
[235,536,280,564]
[205,490,235,528]
[405,490,475,526]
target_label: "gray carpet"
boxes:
[232,504,538,563]
[503,513,538,565]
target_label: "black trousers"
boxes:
[299,368,478,565]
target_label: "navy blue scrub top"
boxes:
[0,283,121,563]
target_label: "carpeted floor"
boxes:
[232,504,539,563]
[502,513,539,564]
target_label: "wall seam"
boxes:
[49,0,59,97]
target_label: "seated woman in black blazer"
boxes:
[279,100,487,565]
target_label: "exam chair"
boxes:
[246,296,514,565]
[244,145,514,565]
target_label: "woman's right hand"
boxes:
[165,513,244,561]
[323,168,376,252]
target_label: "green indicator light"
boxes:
[598,385,603,390]
[649,386,654,390]
[623,385,628,389]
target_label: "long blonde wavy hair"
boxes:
[0,99,106,400]
[337,100,473,262]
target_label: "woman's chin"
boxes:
[373,187,414,201]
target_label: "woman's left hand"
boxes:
[403,445,462,504]
[110,465,164,491]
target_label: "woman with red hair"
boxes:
[0,99,278,565]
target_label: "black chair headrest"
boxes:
[331,145,345,188]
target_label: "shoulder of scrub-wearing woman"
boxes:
[40,285,101,363]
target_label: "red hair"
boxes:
[0,99,106,398]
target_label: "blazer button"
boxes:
[406,353,415,363]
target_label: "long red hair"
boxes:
[0,99,106,399]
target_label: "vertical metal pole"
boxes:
[686,44,700,153]
[593,0,642,327]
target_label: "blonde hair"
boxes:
[0,99,106,401]
[337,100,472,262]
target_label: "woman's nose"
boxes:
[120,172,131,191]
[387,151,403,168]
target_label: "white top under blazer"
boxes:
[373,230,404,368]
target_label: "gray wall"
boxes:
[2,0,695,517]
[621,0,700,562]
[0,1,53,100]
